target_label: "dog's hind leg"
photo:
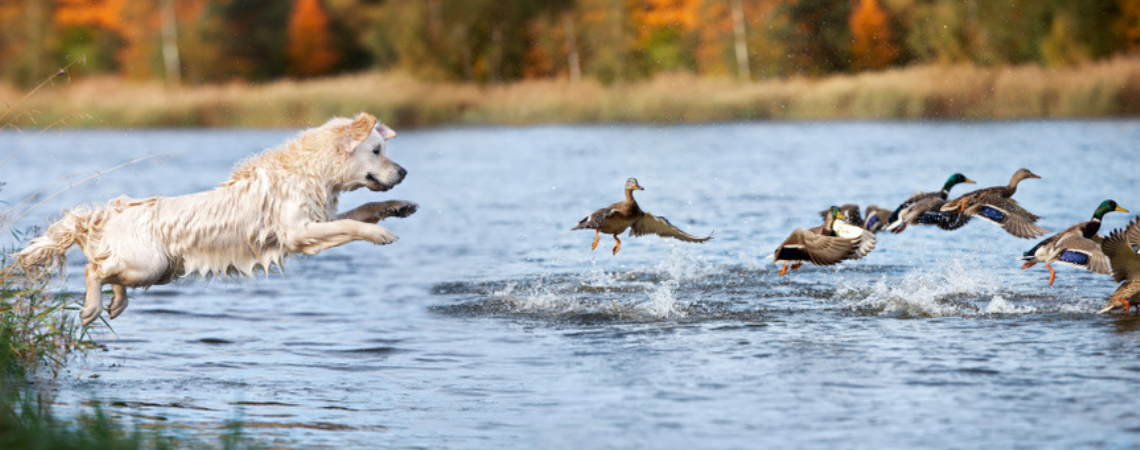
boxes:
[80,264,105,327]
[108,284,129,320]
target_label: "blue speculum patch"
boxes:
[978,206,1006,222]
[1058,251,1090,265]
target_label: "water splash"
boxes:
[841,258,1013,317]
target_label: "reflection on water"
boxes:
[3,122,1140,448]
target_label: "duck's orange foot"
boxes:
[1047,263,1056,286]
[1020,261,1036,270]
[778,263,789,276]
[612,236,622,255]
[958,202,967,213]
[791,262,803,271]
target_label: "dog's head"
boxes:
[339,112,406,192]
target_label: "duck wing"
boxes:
[1051,232,1111,275]
[772,228,858,266]
[832,220,877,260]
[1103,217,1140,283]
[572,207,613,230]
[629,213,713,243]
[963,200,1047,239]
[863,205,892,233]
[916,211,972,230]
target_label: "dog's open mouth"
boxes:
[365,173,391,192]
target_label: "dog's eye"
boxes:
[372,146,381,156]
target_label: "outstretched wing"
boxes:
[1103,217,1140,283]
[965,202,1047,239]
[772,228,858,266]
[572,207,613,230]
[832,220,877,260]
[1052,233,1110,275]
[629,213,713,243]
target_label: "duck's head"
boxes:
[943,173,976,192]
[625,178,644,191]
[1011,168,1042,183]
[1093,199,1129,220]
[828,206,847,221]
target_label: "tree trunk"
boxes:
[564,15,581,82]
[731,0,751,80]
[160,0,182,86]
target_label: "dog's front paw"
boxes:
[387,201,418,219]
[366,226,399,245]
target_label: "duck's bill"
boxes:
[1116,206,1130,213]
[964,178,976,184]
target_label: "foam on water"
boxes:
[840,258,1014,317]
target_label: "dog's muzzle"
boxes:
[365,167,407,192]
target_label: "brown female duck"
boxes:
[939,168,1046,239]
[572,178,713,255]
[1098,217,1140,313]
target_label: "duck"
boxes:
[1020,200,1128,285]
[820,204,864,228]
[939,168,1047,239]
[863,205,893,233]
[1097,216,1140,314]
[885,173,975,233]
[820,204,892,234]
[572,178,713,255]
[772,206,876,275]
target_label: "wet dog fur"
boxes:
[15,112,417,326]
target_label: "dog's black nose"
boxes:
[397,167,407,180]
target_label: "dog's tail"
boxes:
[14,209,94,277]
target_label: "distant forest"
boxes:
[1,0,1135,87]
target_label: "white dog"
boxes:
[16,112,418,326]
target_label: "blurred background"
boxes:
[2,0,1139,127]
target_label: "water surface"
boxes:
[4,121,1140,449]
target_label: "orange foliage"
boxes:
[632,0,700,38]
[287,0,339,78]
[1121,0,1140,51]
[54,0,129,32]
[849,0,900,70]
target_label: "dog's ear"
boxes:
[376,123,397,141]
[341,112,378,152]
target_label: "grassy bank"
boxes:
[3,57,1140,129]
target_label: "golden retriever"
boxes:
[16,112,417,326]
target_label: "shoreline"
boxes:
[3,56,1139,129]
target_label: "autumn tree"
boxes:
[287,0,339,77]
[849,0,900,70]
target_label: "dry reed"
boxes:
[3,57,1140,129]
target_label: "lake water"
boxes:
[4,121,1140,449]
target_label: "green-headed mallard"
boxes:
[1098,216,1140,314]
[820,204,892,234]
[572,178,713,255]
[1020,200,1128,285]
[885,173,975,233]
[820,204,864,228]
[939,168,1046,239]
[772,206,877,275]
